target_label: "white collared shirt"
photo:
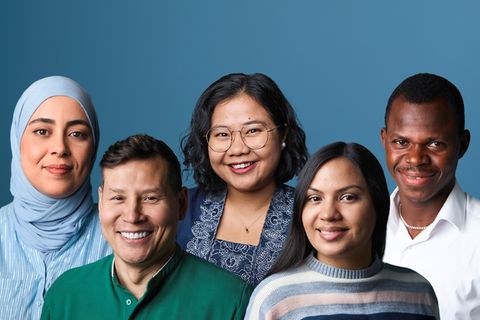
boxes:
[384,182,480,319]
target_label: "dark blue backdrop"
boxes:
[1,1,479,205]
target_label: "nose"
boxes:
[319,199,341,222]
[405,144,429,166]
[122,200,144,223]
[50,134,71,157]
[227,131,250,155]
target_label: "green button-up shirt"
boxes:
[41,246,252,319]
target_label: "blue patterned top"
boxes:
[176,185,294,287]
[0,205,111,319]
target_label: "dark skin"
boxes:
[381,95,470,238]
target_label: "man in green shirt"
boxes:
[41,134,252,320]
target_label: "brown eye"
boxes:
[33,129,48,136]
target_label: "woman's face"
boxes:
[302,157,375,269]
[207,93,284,194]
[20,96,94,198]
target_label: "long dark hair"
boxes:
[268,142,390,275]
[181,72,308,192]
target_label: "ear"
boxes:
[380,127,387,148]
[459,129,470,159]
[178,187,188,221]
[98,186,103,212]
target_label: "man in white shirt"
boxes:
[380,73,480,319]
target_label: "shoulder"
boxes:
[46,255,113,297]
[0,202,13,223]
[466,192,480,218]
[245,266,306,318]
[180,252,249,288]
[277,184,294,198]
[187,186,204,200]
[382,263,435,288]
[0,203,15,246]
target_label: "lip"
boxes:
[44,164,73,175]
[316,226,348,241]
[397,169,437,187]
[228,161,257,174]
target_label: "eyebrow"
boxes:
[308,184,363,193]
[211,120,268,129]
[28,118,91,128]
[107,187,165,194]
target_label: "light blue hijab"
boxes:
[9,76,100,253]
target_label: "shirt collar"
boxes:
[391,181,466,233]
[110,247,177,279]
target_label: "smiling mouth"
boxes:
[120,231,152,240]
[230,161,255,169]
[316,227,348,241]
[44,164,72,174]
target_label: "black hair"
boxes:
[267,142,390,275]
[385,73,465,134]
[181,72,308,192]
[100,134,182,192]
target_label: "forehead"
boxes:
[387,96,457,132]
[210,94,273,126]
[103,157,169,190]
[310,157,366,190]
[30,96,87,120]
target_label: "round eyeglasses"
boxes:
[205,123,283,153]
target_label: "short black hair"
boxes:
[100,134,182,192]
[181,72,308,192]
[268,142,390,275]
[385,73,465,134]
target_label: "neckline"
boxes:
[305,253,383,279]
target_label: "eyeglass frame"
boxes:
[204,123,286,153]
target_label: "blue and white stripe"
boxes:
[0,206,111,320]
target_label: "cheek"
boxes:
[20,139,43,165]
[301,207,316,231]
[207,151,223,174]
[74,144,95,172]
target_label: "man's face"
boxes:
[381,96,468,205]
[99,157,186,270]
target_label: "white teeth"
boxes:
[120,231,150,240]
[232,162,253,169]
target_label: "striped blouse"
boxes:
[245,254,439,320]
[0,204,111,319]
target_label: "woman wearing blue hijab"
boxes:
[0,76,111,319]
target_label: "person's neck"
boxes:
[398,184,453,239]
[114,246,175,299]
[226,182,276,215]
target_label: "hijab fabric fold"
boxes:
[9,76,100,253]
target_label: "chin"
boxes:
[40,187,77,199]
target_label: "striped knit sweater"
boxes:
[245,254,439,320]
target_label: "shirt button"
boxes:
[36,301,42,306]
[126,299,132,306]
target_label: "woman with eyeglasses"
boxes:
[176,73,308,286]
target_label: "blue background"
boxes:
[1,1,479,206]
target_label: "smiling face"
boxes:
[99,157,187,271]
[20,96,94,198]
[381,96,468,206]
[207,93,284,194]
[302,157,375,269]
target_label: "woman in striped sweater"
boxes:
[245,142,439,320]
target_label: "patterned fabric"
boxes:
[245,254,440,320]
[176,185,293,286]
[0,206,111,319]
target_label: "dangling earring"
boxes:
[281,142,286,149]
